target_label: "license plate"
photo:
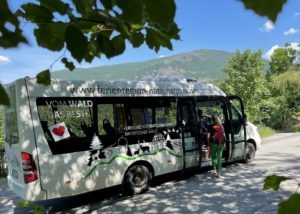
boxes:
[11,169,18,179]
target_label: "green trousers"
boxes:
[211,143,224,173]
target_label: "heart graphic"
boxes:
[52,126,65,136]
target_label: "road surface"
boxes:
[1,133,300,213]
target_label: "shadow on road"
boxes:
[1,135,300,213]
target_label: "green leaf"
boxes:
[84,40,101,63]
[0,84,10,106]
[21,3,53,22]
[97,34,125,58]
[61,57,75,71]
[116,0,144,24]
[36,70,51,86]
[241,0,287,23]
[131,32,144,48]
[0,0,27,48]
[111,34,126,56]
[72,0,94,16]
[65,24,88,62]
[40,0,70,15]
[166,22,181,40]
[0,27,27,49]
[144,0,176,29]
[278,193,300,214]
[263,174,289,191]
[97,35,113,57]
[100,0,116,11]
[34,22,66,51]
[116,22,131,38]
[146,28,172,52]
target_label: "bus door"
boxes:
[178,99,201,172]
[228,96,247,161]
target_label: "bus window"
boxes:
[155,103,176,126]
[180,101,196,127]
[3,85,19,145]
[115,104,127,134]
[128,99,177,127]
[130,108,152,126]
[231,103,244,137]
[37,98,94,154]
[98,104,115,136]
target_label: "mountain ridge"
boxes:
[52,49,235,81]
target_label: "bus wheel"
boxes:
[124,165,152,195]
[244,143,255,163]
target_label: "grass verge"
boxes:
[258,126,276,139]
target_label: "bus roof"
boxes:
[20,77,226,98]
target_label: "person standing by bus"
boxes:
[207,116,225,178]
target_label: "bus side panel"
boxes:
[35,143,183,199]
[28,98,90,199]
[27,97,116,199]
[5,80,46,201]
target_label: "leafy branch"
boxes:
[263,174,300,213]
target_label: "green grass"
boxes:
[258,126,276,139]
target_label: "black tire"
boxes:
[123,165,152,195]
[244,142,255,163]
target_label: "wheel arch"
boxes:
[123,160,155,181]
[247,138,257,150]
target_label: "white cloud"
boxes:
[0,56,12,63]
[159,55,165,58]
[283,28,300,35]
[294,12,300,17]
[262,45,280,60]
[260,20,275,32]
[263,42,300,61]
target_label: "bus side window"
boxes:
[155,103,177,126]
[98,104,115,136]
[130,108,153,126]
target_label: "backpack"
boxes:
[212,124,226,145]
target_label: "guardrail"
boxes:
[0,149,7,176]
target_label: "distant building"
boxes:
[293,116,300,124]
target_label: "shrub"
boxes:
[291,124,300,132]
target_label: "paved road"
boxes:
[1,133,300,213]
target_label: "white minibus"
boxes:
[3,77,260,201]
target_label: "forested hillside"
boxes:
[52,49,234,81]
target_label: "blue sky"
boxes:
[0,0,300,83]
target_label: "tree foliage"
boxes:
[12,0,180,64]
[266,43,300,130]
[269,47,296,75]
[0,0,182,105]
[268,69,300,130]
[218,49,269,123]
